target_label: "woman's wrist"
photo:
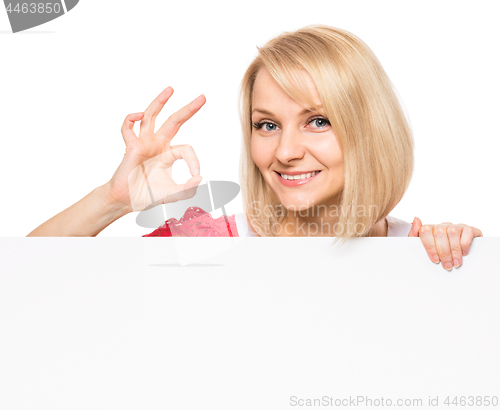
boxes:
[73,185,126,236]
[98,182,132,219]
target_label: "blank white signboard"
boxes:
[0,237,498,409]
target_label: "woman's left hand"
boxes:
[408,217,483,271]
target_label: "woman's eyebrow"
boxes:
[300,107,322,115]
[251,107,323,116]
[252,108,274,116]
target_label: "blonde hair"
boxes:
[239,25,414,242]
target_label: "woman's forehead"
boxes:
[252,67,322,110]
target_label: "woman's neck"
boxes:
[368,217,388,237]
[278,205,340,237]
[276,208,388,237]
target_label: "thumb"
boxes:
[408,216,422,237]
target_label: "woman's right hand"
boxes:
[104,87,205,214]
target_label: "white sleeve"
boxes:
[386,215,412,237]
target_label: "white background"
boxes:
[0,0,498,237]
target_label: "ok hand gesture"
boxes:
[106,87,205,213]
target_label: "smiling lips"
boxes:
[275,170,322,187]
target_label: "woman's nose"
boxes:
[274,127,305,164]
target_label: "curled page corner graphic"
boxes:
[3,0,79,33]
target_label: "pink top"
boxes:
[142,207,238,237]
[142,206,412,237]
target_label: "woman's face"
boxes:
[251,67,344,212]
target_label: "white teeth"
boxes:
[280,171,320,180]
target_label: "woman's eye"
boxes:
[253,121,279,132]
[308,117,330,128]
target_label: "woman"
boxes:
[27,25,482,271]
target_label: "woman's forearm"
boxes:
[26,184,130,237]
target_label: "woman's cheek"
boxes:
[251,137,271,170]
[310,135,343,168]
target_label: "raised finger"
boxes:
[140,86,174,137]
[157,94,206,140]
[121,112,144,144]
[418,224,440,264]
[408,216,421,237]
[169,144,201,177]
[446,224,465,268]
[432,223,454,271]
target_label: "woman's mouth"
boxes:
[275,170,321,187]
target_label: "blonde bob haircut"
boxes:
[239,25,414,242]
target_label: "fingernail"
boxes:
[462,250,466,256]
[444,262,453,271]
[432,254,440,263]
[193,168,199,176]
[453,259,461,268]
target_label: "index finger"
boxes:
[139,86,174,137]
[418,224,440,264]
[157,94,206,140]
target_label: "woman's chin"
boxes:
[278,198,319,213]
